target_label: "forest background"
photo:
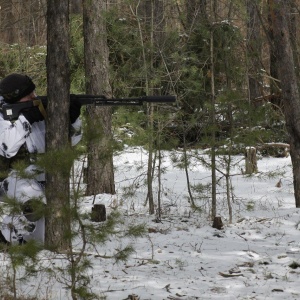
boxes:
[0,0,296,206]
[0,0,291,150]
[1,0,300,299]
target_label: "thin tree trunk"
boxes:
[130,3,155,213]
[246,0,263,104]
[210,13,217,220]
[157,146,162,220]
[147,106,155,214]
[183,130,196,207]
[267,0,282,108]
[225,159,233,224]
[0,0,15,44]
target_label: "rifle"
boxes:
[1,94,176,121]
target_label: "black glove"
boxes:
[22,107,44,124]
[70,99,82,123]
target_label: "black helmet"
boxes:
[0,73,36,103]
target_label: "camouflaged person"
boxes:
[0,73,82,244]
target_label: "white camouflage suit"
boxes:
[0,96,81,244]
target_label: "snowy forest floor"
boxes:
[1,147,300,300]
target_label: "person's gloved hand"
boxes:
[22,106,44,124]
[70,99,82,123]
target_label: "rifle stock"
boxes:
[1,94,176,121]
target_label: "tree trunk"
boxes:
[246,0,263,104]
[45,0,71,250]
[267,0,282,108]
[0,0,15,44]
[269,0,300,207]
[70,0,82,14]
[210,20,217,220]
[83,0,115,196]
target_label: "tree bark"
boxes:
[45,0,71,250]
[83,0,115,196]
[246,0,263,105]
[267,0,282,108]
[209,1,217,220]
[269,0,300,207]
[0,0,15,44]
[70,0,82,14]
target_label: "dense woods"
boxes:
[1,1,300,215]
[1,1,300,299]
[1,2,300,216]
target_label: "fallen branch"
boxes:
[219,272,244,278]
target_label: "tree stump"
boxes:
[212,216,223,230]
[245,147,258,174]
[91,204,106,222]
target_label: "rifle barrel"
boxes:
[1,94,176,120]
[40,94,176,106]
[93,95,176,106]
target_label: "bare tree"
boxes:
[20,0,46,45]
[210,20,217,220]
[83,0,115,196]
[45,0,71,250]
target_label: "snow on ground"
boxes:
[1,147,300,300]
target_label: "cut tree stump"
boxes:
[212,216,223,230]
[245,147,258,174]
[91,204,106,222]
